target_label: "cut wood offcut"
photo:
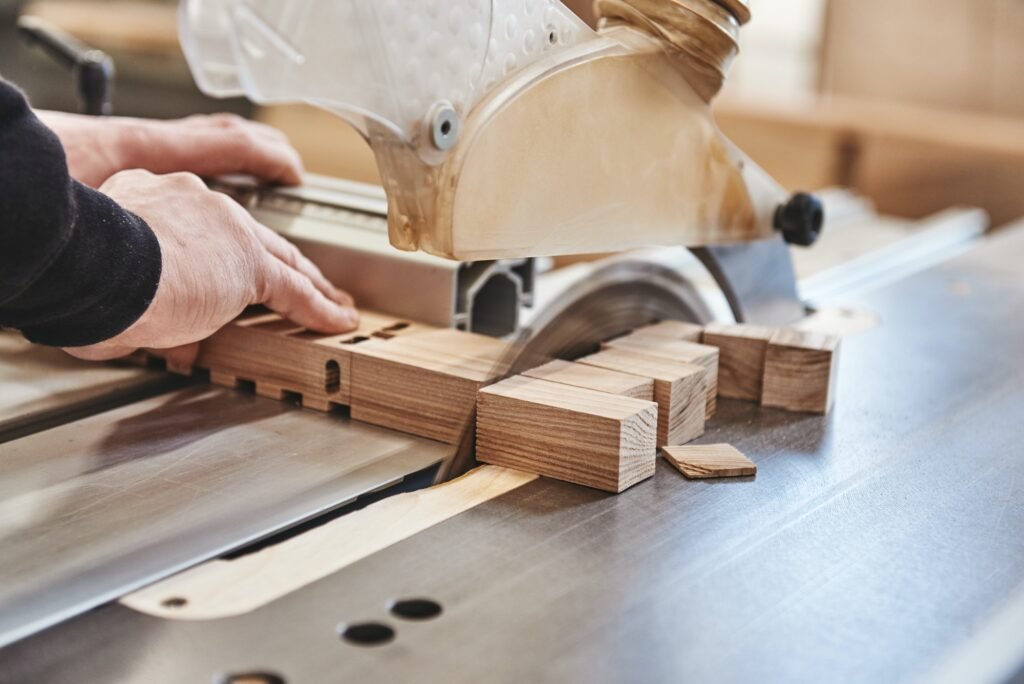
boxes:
[603,333,719,418]
[477,376,658,493]
[761,328,840,414]
[578,348,705,446]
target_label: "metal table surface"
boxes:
[2,225,1023,683]
[0,334,182,443]
[0,386,452,649]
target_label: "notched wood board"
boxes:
[159,308,433,412]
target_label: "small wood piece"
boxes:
[628,320,704,343]
[476,376,658,493]
[349,329,510,444]
[521,360,654,401]
[603,333,719,417]
[701,322,776,401]
[662,443,756,479]
[761,328,841,414]
[578,348,705,446]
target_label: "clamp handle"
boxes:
[17,15,114,116]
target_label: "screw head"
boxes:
[774,192,824,246]
[428,103,459,151]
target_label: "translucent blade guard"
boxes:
[179,0,592,149]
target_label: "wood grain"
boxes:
[121,466,537,620]
[476,376,658,493]
[521,360,654,401]
[761,328,841,414]
[578,348,706,446]
[603,333,719,417]
[662,443,756,479]
[628,320,705,343]
[349,329,510,444]
[701,322,775,401]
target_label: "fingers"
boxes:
[258,255,359,333]
[139,115,305,186]
[248,221,354,307]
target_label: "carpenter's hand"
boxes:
[63,170,357,365]
[38,111,303,188]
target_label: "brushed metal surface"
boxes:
[0,334,182,443]
[0,385,452,648]
[3,223,1021,683]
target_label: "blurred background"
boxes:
[2,0,1023,228]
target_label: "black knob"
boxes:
[774,192,824,247]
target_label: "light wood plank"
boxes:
[761,328,841,414]
[701,322,775,401]
[662,443,756,479]
[476,376,657,493]
[521,360,654,401]
[120,466,537,620]
[578,348,706,447]
[603,333,719,417]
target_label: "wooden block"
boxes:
[521,360,654,401]
[628,320,704,343]
[578,348,705,446]
[603,334,719,418]
[662,444,756,479]
[476,376,658,493]
[701,322,776,401]
[349,329,510,444]
[761,329,841,414]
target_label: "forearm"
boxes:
[0,81,162,346]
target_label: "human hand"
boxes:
[38,111,303,188]
[63,170,357,365]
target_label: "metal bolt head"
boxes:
[429,103,459,151]
[774,192,824,247]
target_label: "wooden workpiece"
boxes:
[701,322,776,401]
[628,320,704,343]
[603,333,719,418]
[476,376,658,493]
[662,443,756,479]
[578,348,706,447]
[521,360,654,401]
[168,309,431,411]
[761,329,841,414]
[349,328,511,444]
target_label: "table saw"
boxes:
[1,0,1023,682]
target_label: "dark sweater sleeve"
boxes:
[0,80,161,347]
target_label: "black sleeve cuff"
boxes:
[3,181,162,347]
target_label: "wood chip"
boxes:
[662,443,756,479]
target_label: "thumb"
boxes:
[258,255,359,333]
